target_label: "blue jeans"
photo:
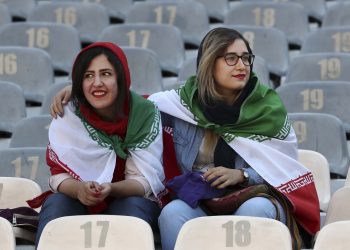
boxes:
[158,197,286,250]
[36,193,160,246]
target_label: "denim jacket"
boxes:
[161,112,264,186]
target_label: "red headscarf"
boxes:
[72,42,131,137]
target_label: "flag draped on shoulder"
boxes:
[148,74,320,234]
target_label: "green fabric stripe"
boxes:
[179,73,290,142]
[76,91,160,159]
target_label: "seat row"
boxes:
[1,175,350,250]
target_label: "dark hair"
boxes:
[71,46,127,118]
[196,27,254,105]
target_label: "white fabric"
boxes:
[48,102,165,198]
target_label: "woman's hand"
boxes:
[51,85,72,118]
[76,181,104,206]
[203,167,244,189]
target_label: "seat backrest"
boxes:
[125,1,209,47]
[224,24,289,77]
[323,2,350,27]
[9,115,52,148]
[100,23,185,75]
[37,215,155,250]
[0,4,11,27]
[123,47,164,95]
[224,2,308,47]
[0,0,36,20]
[0,147,49,191]
[40,81,71,115]
[285,53,350,83]
[174,215,292,250]
[0,217,15,250]
[0,22,81,74]
[0,176,42,209]
[241,0,326,23]
[0,81,26,133]
[177,55,272,87]
[313,220,350,250]
[298,149,331,211]
[28,2,109,44]
[277,81,350,134]
[0,46,54,103]
[324,186,350,225]
[301,26,350,54]
[51,0,133,22]
[288,112,350,177]
[185,0,229,22]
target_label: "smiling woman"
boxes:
[30,42,166,247]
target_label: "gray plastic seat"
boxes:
[0,81,26,134]
[285,53,350,83]
[185,0,229,22]
[122,47,164,95]
[0,0,36,20]
[323,2,350,27]
[178,55,272,88]
[9,115,52,148]
[0,22,81,74]
[0,147,49,190]
[28,2,109,44]
[125,1,209,47]
[0,4,11,27]
[51,0,133,22]
[241,0,326,24]
[224,2,309,47]
[0,46,54,103]
[40,81,72,115]
[301,27,350,54]
[99,23,185,75]
[289,113,350,177]
[223,25,289,77]
[277,81,350,133]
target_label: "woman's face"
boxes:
[82,54,119,120]
[213,39,251,103]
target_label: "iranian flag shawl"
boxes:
[148,73,320,235]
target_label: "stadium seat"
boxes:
[123,47,164,95]
[313,220,350,250]
[40,81,72,115]
[285,53,350,83]
[224,2,309,47]
[0,4,11,27]
[186,0,229,22]
[241,0,326,24]
[37,215,155,250]
[0,0,36,20]
[177,55,272,88]
[174,216,292,250]
[298,149,331,212]
[0,81,26,134]
[99,23,185,75]
[0,46,54,103]
[301,26,350,54]
[223,25,289,78]
[0,22,81,74]
[0,217,16,250]
[323,186,350,225]
[288,113,350,178]
[51,0,133,23]
[277,81,350,135]
[0,147,49,191]
[0,176,41,243]
[323,2,350,27]
[125,1,209,47]
[28,2,109,44]
[9,115,51,148]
